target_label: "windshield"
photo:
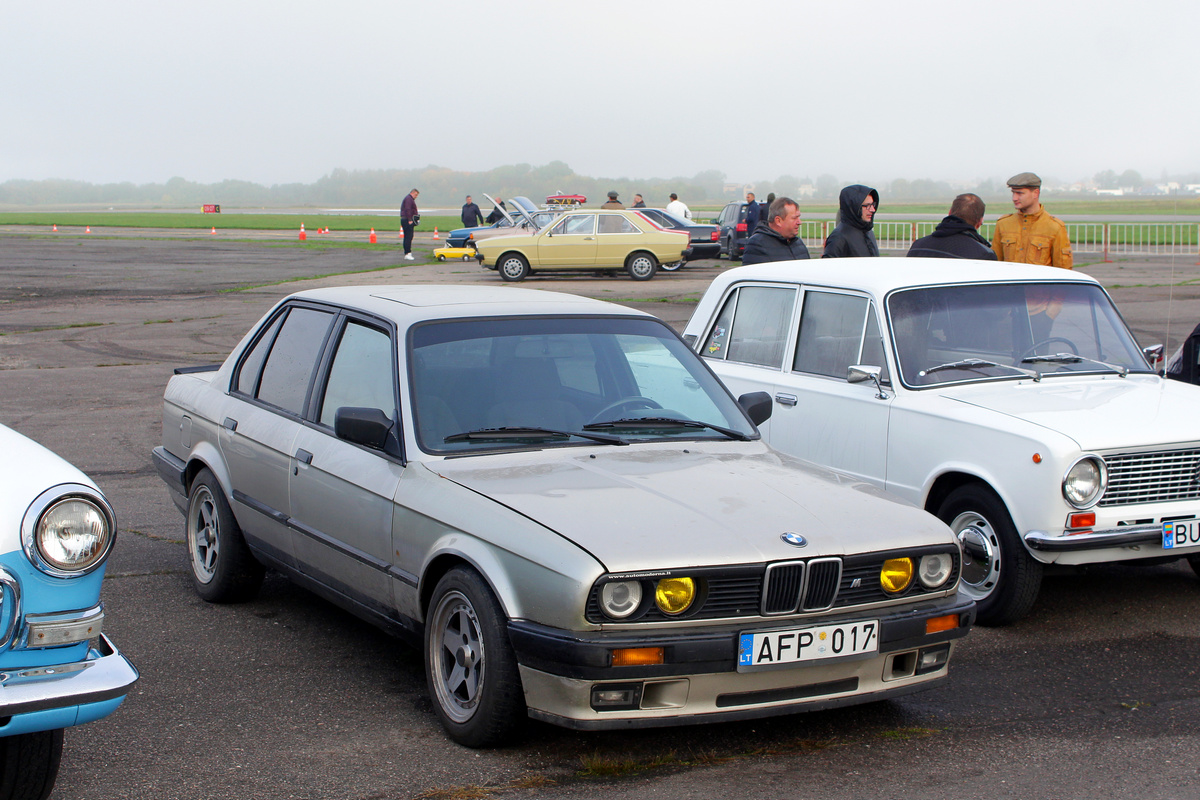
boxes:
[409,316,757,453]
[887,282,1151,388]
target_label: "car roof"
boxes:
[288,285,655,325]
[710,257,1100,298]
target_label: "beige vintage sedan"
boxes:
[474,209,690,281]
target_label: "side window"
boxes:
[860,305,891,383]
[256,307,335,415]
[564,215,596,235]
[599,214,637,234]
[550,216,570,235]
[318,321,396,428]
[793,292,870,379]
[704,286,795,367]
[235,311,285,396]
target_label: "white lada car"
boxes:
[683,259,1200,625]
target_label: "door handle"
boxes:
[775,393,798,407]
[295,449,313,465]
[222,417,238,432]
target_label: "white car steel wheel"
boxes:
[950,511,1002,601]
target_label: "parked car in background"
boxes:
[634,208,721,267]
[151,285,972,746]
[683,258,1200,625]
[716,200,765,261]
[474,209,690,281]
[1,424,138,800]
[446,196,557,250]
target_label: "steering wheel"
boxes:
[1021,337,1079,360]
[588,396,662,424]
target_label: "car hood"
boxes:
[942,374,1200,451]
[426,441,951,572]
[0,425,94,549]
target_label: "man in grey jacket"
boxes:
[742,197,811,264]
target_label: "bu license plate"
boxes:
[1162,520,1200,550]
[738,620,878,669]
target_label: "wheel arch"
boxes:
[924,470,996,515]
[184,442,233,499]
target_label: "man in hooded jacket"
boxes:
[742,197,810,264]
[907,193,997,260]
[822,184,879,258]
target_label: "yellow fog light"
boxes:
[654,577,696,615]
[880,558,914,593]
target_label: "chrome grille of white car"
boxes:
[1101,448,1200,506]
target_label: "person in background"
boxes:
[486,197,507,224]
[822,184,879,258]
[992,172,1072,269]
[666,193,691,220]
[460,195,484,228]
[401,188,419,260]
[907,193,996,260]
[744,191,760,233]
[631,194,646,208]
[602,191,624,209]
[742,196,810,264]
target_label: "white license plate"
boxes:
[1162,520,1200,550]
[738,620,879,669]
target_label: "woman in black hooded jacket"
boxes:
[822,184,879,258]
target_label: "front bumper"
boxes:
[0,633,139,719]
[1024,523,1163,553]
[510,593,973,729]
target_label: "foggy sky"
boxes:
[4,0,1195,188]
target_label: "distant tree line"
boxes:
[3,163,1196,208]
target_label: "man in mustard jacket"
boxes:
[992,172,1072,269]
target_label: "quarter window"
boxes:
[599,214,637,234]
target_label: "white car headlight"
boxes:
[24,487,116,577]
[917,553,954,588]
[599,581,643,619]
[1063,456,1107,509]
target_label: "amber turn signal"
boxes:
[925,614,960,634]
[611,647,664,667]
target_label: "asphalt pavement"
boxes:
[2,229,1200,800]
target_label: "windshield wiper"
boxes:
[919,358,1042,381]
[1021,352,1128,377]
[583,417,751,441]
[444,427,627,445]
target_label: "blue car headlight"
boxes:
[23,485,116,577]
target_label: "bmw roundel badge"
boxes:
[781,532,807,547]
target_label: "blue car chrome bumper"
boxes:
[1,634,138,731]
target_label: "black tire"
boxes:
[186,468,265,603]
[425,567,525,748]
[660,258,682,272]
[1187,554,1200,579]
[626,251,658,281]
[497,253,529,282]
[0,729,63,800]
[937,483,1042,626]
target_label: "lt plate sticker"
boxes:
[1162,520,1200,550]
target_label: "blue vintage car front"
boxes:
[0,424,138,800]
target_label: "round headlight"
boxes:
[654,577,696,615]
[880,558,914,594]
[1063,456,1106,508]
[599,581,643,619]
[917,553,954,588]
[34,497,114,575]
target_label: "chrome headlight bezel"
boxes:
[598,580,644,619]
[917,552,955,589]
[1062,455,1107,509]
[22,484,117,578]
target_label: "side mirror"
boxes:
[848,365,888,400]
[334,406,393,450]
[737,391,773,427]
[1143,343,1164,367]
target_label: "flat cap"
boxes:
[607,190,619,199]
[1007,172,1042,188]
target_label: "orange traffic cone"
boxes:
[52,224,58,231]
[324,227,330,234]
[369,228,377,244]
[299,223,307,242]
[433,227,440,240]
[85,226,91,233]
[211,226,217,234]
